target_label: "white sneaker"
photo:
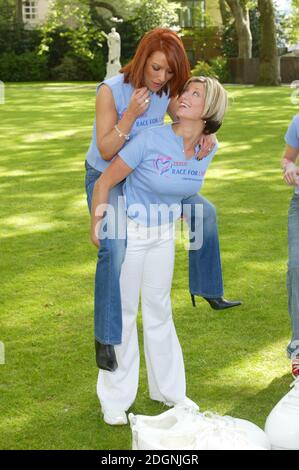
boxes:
[153,396,200,410]
[103,408,127,426]
[265,377,299,450]
[129,407,270,450]
[162,396,199,410]
[174,397,200,411]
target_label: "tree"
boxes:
[219,0,231,28]
[38,0,106,60]
[15,0,23,27]
[130,0,180,39]
[0,0,15,26]
[224,0,252,58]
[286,0,299,46]
[257,0,281,85]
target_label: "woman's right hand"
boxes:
[91,235,100,249]
[90,213,102,248]
[283,161,299,186]
[127,87,151,118]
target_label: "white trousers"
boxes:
[97,218,186,411]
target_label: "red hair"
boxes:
[120,28,191,98]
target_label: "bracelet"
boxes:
[114,124,130,141]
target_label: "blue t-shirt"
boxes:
[118,124,218,226]
[86,74,170,172]
[285,114,299,194]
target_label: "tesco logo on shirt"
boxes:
[153,155,206,179]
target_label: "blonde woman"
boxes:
[91,77,228,425]
[85,28,240,373]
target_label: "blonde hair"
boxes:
[181,76,228,134]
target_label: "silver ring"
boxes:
[144,98,150,104]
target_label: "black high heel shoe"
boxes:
[191,294,242,310]
[95,340,118,372]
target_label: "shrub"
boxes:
[191,57,233,83]
[0,51,49,81]
[50,52,106,81]
[209,57,232,83]
[0,25,42,54]
[50,56,77,81]
[191,60,218,79]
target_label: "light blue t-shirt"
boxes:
[285,114,299,195]
[118,124,218,226]
[86,74,170,172]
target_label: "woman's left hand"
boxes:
[197,134,216,160]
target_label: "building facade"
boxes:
[22,0,53,26]
[21,0,128,26]
[179,0,223,64]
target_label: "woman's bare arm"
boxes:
[90,156,133,247]
[281,144,299,186]
[96,85,150,161]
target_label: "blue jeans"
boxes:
[287,194,299,358]
[85,161,223,345]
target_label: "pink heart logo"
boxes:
[153,156,173,176]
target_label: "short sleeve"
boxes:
[285,115,299,149]
[118,132,146,170]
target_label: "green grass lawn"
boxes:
[0,82,297,450]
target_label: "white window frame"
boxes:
[23,0,38,21]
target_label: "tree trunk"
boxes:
[15,0,23,27]
[219,0,230,28]
[257,0,281,85]
[225,0,252,58]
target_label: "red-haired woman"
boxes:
[85,28,240,373]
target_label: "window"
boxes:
[23,0,37,20]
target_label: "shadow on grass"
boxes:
[226,374,292,428]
